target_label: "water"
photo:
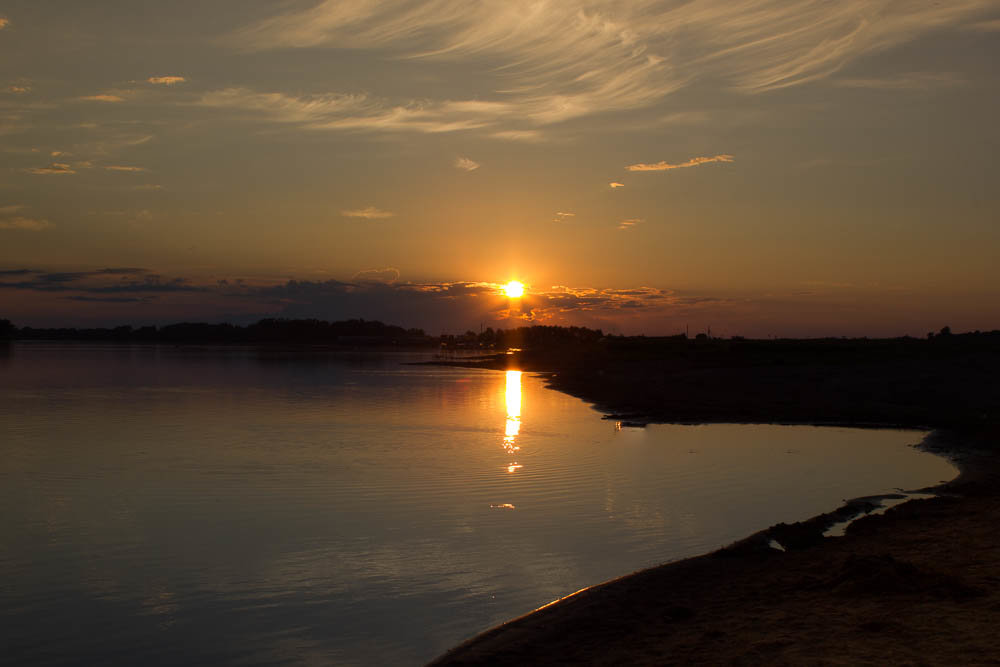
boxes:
[0,343,957,665]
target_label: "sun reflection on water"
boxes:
[503,370,522,472]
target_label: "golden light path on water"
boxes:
[504,370,522,473]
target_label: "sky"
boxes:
[1,0,999,336]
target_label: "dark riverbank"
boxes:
[428,336,1000,665]
[427,332,1000,429]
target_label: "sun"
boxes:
[503,281,525,298]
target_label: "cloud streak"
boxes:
[834,72,966,90]
[79,94,125,103]
[147,76,186,86]
[0,217,51,231]
[352,267,400,284]
[626,154,734,172]
[455,156,480,171]
[341,206,394,219]
[0,268,205,293]
[28,162,76,175]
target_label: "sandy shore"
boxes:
[430,421,1000,664]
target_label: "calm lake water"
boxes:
[0,343,957,665]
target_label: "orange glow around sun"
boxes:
[503,281,525,298]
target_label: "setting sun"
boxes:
[504,281,525,298]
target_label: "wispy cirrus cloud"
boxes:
[28,162,76,175]
[627,154,733,172]
[489,130,544,142]
[147,76,186,86]
[199,88,369,124]
[341,206,394,219]
[553,212,575,223]
[618,218,642,230]
[609,182,625,188]
[0,217,52,231]
[834,72,966,90]
[0,17,9,30]
[215,0,995,139]
[7,85,29,94]
[79,94,125,103]
[455,156,480,171]
[105,165,147,172]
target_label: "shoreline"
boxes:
[428,356,999,665]
[431,427,998,665]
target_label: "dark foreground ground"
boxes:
[429,335,1000,665]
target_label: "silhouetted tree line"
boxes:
[3,316,999,361]
[2,318,433,345]
[442,325,606,349]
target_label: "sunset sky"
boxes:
[2,1,998,336]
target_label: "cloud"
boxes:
[7,85,29,94]
[0,18,8,30]
[834,72,966,90]
[79,94,125,103]
[553,212,575,223]
[199,88,369,123]
[105,165,148,172]
[609,182,625,188]
[341,206,394,219]
[968,18,1000,31]
[218,0,995,140]
[0,205,25,214]
[65,295,157,303]
[626,154,734,172]
[241,278,726,332]
[0,268,206,294]
[455,156,480,171]
[0,266,746,333]
[490,130,544,142]
[618,218,642,230]
[133,184,164,191]
[0,217,52,231]
[147,76,186,86]
[28,162,76,175]
[352,267,400,284]
[658,111,711,126]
